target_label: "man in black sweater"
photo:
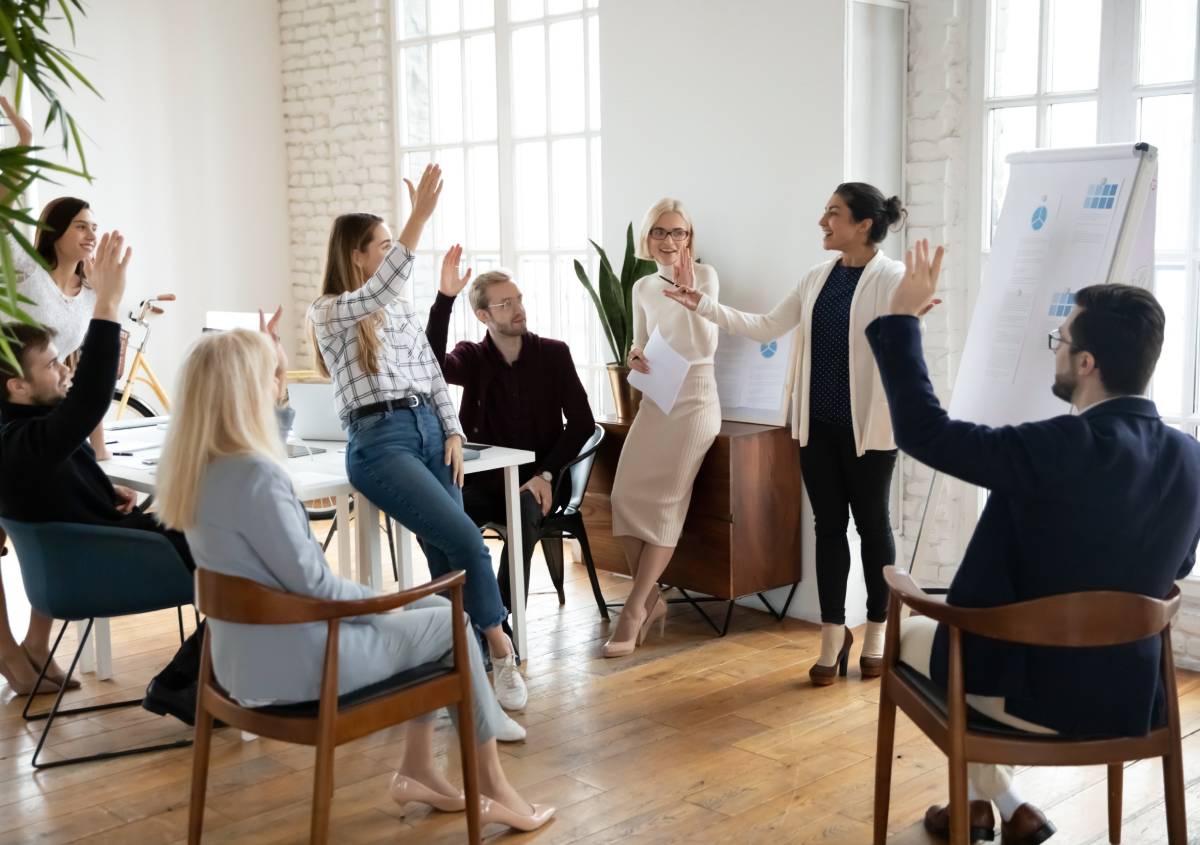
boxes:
[0,232,200,724]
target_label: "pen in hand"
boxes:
[659,274,681,288]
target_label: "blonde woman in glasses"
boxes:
[604,198,722,657]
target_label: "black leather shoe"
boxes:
[924,801,996,842]
[142,678,198,726]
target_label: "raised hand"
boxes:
[402,163,443,223]
[259,306,289,400]
[663,285,702,312]
[440,244,473,297]
[0,96,33,146]
[627,346,650,374]
[90,232,132,321]
[890,239,945,317]
[675,246,696,290]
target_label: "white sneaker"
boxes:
[493,650,528,712]
[494,710,526,742]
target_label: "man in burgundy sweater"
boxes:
[426,247,595,628]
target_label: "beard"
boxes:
[494,322,528,338]
[1051,373,1075,403]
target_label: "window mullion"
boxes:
[1188,2,1200,415]
[1098,0,1137,141]
[494,0,517,269]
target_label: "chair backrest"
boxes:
[883,566,1180,647]
[556,424,606,513]
[197,568,355,625]
[0,518,193,620]
[196,567,467,625]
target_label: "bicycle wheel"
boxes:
[305,494,350,523]
[106,391,159,425]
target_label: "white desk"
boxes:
[97,422,535,679]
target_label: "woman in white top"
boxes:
[307,166,528,715]
[667,183,931,686]
[605,198,722,657]
[0,96,105,697]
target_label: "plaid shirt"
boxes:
[307,244,463,438]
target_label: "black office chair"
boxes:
[484,424,610,619]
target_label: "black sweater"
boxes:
[0,319,129,525]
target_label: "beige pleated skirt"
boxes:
[611,364,721,546]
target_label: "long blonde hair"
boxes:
[310,212,386,377]
[157,330,285,530]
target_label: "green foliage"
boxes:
[572,223,657,365]
[0,0,96,370]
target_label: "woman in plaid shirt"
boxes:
[307,165,528,715]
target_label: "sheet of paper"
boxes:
[628,327,689,415]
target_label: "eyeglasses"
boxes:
[486,295,523,312]
[649,227,690,241]
[1047,329,1080,352]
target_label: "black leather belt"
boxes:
[348,395,425,423]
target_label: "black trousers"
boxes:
[800,418,898,626]
[459,477,555,614]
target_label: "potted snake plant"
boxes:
[573,223,657,421]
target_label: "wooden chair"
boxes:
[873,566,1185,845]
[187,569,481,845]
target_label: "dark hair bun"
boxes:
[883,195,906,226]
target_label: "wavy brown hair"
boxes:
[310,212,386,377]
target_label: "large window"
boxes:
[393,0,607,405]
[982,0,1200,435]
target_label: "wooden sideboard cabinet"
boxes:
[581,416,803,629]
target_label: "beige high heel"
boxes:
[602,605,647,658]
[388,773,466,814]
[480,795,556,831]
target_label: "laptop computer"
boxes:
[289,382,347,442]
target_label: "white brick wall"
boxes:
[903,0,1200,670]
[900,0,973,588]
[279,0,397,368]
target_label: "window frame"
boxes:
[392,0,608,408]
[975,0,1200,437]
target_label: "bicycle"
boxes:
[108,294,175,422]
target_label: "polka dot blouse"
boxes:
[808,261,866,427]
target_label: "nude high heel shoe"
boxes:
[388,773,466,814]
[602,605,646,658]
[479,796,556,831]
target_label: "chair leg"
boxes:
[541,537,566,605]
[872,685,898,845]
[321,516,337,552]
[188,709,215,844]
[1107,762,1123,844]
[947,752,969,843]
[573,525,609,620]
[1162,749,1187,844]
[27,620,191,768]
[384,517,398,582]
[457,699,481,844]
[310,738,336,845]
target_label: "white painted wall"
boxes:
[27,1,291,398]
[600,0,885,624]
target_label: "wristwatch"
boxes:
[540,470,554,483]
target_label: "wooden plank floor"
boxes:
[2,529,1198,844]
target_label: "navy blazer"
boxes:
[867,315,1200,737]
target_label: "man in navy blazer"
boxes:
[865,241,1200,844]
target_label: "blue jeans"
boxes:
[345,403,508,632]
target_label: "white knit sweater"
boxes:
[695,250,906,455]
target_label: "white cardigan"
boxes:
[695,251,906,455]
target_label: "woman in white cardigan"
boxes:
[667,183,930,685]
